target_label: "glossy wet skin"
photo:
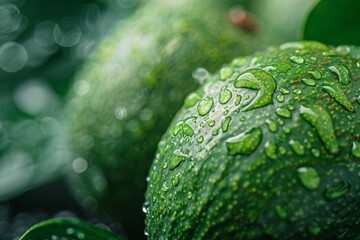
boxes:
[145,42,360,239]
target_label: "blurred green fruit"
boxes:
[64,0,267,238]
[145,41,360,239]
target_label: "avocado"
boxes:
[64,0,260,237]
[144,41,360,239]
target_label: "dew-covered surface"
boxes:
[145,42,360,239]
[64,0,262,238]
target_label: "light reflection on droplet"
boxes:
[0,4,22,33]
[72,158,88,173]
[73,80,90,96]
[114,106,128,120]
[0,41,28,72]
[14,79,58,116]
[53,19,82,47]
[34,21,57,47]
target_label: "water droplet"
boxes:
[308,70,322,80]
[235,94,242,106]
[197,97,214,116]
[352,141,360,158]
[289,139,305,155]
[208,120,215,127]
[162,182,169,192]
[322,82,354,112]
[182,123,194,137]
[287,104,295,111]
[185,91,202,108]
[293,88,302,95]
[298,167,320,190]
[221,116,232,132]
[114,106,127,120]
[290,55,304,64]
[265,119,278,132]
[301,78,316,86]
[329,64,350,85]
[234,68,277,111]
[169,149,188,170]
[67,227,75,235]
[219,66,233,80]
[279,146,287,155]
[54,20,82,47]
[74,80,90,96]
[142,202,149,213]
[0,4,22,33]
[212,129,219,136]
[275,107,291,118]
[223,110,229,116]
[0,42,28,72]
[283,127,291,134]
[276,93,285,103]
[280,87,290,95]
[336,45,351,55]
[219,88,232,104]
[196,136,204,143]
[324,181,350,200]
[275,205,287,219]
[277,118,285,126]
[172,174,180,186]
[187,191,193,199]
[311,148,320,157]
[300,105,339,154]
[264,141,277,160]
[308,221,321,235]
[72,158,88,173]
[192,67,209,84]
[226,128,262,155]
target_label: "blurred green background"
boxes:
[0,0,140,239]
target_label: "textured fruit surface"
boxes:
[64,0,258,237]
[145,42,360,239]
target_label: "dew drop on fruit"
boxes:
[301,78,316,86]
[221,116,232,133]
[172,174,180,186]
[219,88,232,104]
[329,64,350,85]
[324,181,350,200]
[308,70,322,80]
[264,141,277,160]
[311,148,320,157]
[275,205,287,219]
[352,141,360,158]
[299,105,339,155]
[234,68,276,111]
[308,221,321,235]
[289,139,305,155]
[280,87,290,95]
[185,91,202,108]
[225,128,262,155]
[265,119,278,133]
[290,55,304,64]
[219,66,233,80]
[169,149,188,170]
[276,93,285,103]
[321,82,354,112]
[297,167,320,190]
[293,88,302,95]
[197,97,214,116]
[275,107,291,118]
[336,45,351,55]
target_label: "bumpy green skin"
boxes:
[65,0,257,237]
[145,42,360,239]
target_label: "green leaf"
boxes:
[303,0,360,45]
[20,218,127,240]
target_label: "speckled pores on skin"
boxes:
[145,41,360,240]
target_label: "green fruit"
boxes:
[145,41,360,239]
[64,0,259,237]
